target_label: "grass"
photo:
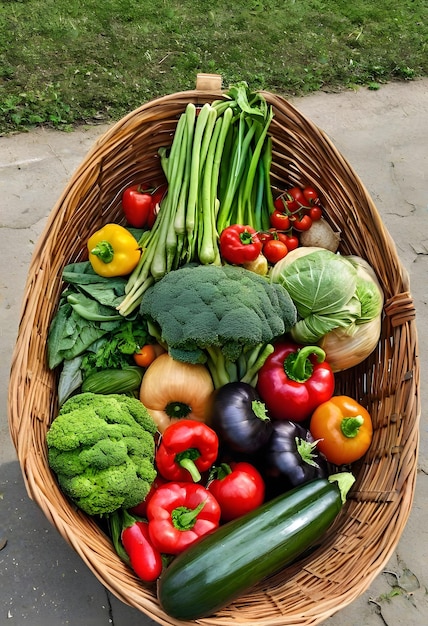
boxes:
[0,0,426,134]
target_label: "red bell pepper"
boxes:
[155,419,219,483]
[207,462,265,522]
[147,481,221,555]
[219,224,263,265]
[109,509,163,582]
[122,183,167,228]
[256,341,334,422]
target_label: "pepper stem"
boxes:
[175,448,202,482]
[209,463,232,482]
[284,345,326,383]
[91,240,115,264]
[341,415,364,438]
[239,229,255,245]
[172,500,206,531]
[178,458,202,482]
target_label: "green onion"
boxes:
[117,82,275,317]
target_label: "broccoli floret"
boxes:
[58,392,157,436]
[46,393,157,516]
[140,264,297,387]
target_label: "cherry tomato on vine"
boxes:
[302,186,320,205]
[260,229,289,246]
[273,194,288,212]
[270,209,291,231]
[276,231,291,245]
[284,234,299,251]
[263,239,288,263]
[258,230,274,244]
[309,206,323,221]
[292,214,313,232]
[287,186,308,208]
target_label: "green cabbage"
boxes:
[270,247,384,355]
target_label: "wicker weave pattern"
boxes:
[8,80,420,626]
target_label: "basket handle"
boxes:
[196,73,223,92]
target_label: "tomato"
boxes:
[276,231,290,245]
[309,206,323,221]
[270,209,291,231]
[274,192,301,212]
[133,344,157,367]
[302,185,320,205]
[284,234,299,251]
[287,186,308,208]
[258,230,274,244]
[263,239,288,263]
[207,462,265,522]
[292,214,313,231]
[260,229,290,247]
[273,194,288,212]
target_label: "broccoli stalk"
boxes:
[204,342,274,388]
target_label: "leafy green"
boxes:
[62,261,129,308]
[48,300,113,369]
[48,261,148,371]
[274,250,358,318]
[80,321,148,376]
[57,355,84,407]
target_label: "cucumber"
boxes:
[158,475,353,620]
[81,366,143,394]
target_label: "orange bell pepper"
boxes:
[309,395,373,465]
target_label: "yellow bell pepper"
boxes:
[88,223,141,277]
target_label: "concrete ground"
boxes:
[1,79,427,626]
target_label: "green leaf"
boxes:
[58,356,84,406]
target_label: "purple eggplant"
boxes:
[265,420,328,489]
[211,382,273,454]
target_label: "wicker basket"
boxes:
[8,74,420,626]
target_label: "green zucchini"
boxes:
[81,366,143,394]
[157,474,354,620]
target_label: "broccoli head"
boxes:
[46,392,157,516]
[139,264,297,387]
